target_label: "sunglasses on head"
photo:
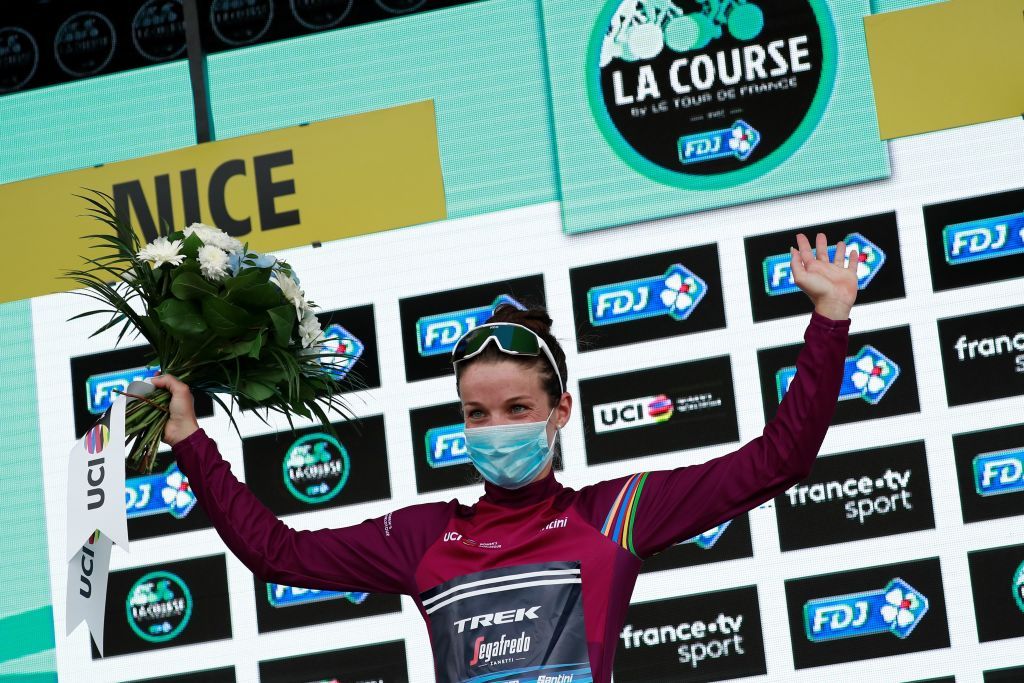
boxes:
[451,323,565,393]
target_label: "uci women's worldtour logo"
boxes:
[589,0,836,188]
[126,571,193,643]
[282,433,350,504]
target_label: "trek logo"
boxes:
[684,521,731,549]
[786,468,912,525]
[425,423,469,468]
[804,578,928,642]
[125,463,197,520]
[974,448,1024,497]
[594,392,721,433]
[266,583,368,608]
[953,332,1024,373]
[587,263,707,326]
[320,323,364,380]
[126,570,193,643]
[777,345,899,405]
[469,631,532,666]
[86,365,160,415]
[763,233,885,297]
[943,211,1024,265]
[454,606,541,633]
[620,612,746,670]
[416,294,525,357]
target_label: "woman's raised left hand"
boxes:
[789,232,859,321]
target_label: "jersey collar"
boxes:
[481,468,562,508]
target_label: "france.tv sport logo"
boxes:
[943,211,1024,265]
[86,365,160,415]
[804,578,928,642]
[426,423,469,468]
[973,447,1024,497]
[125,463,197,520]
[588,263,707,326]
[267,583,368,608]
[416,294,525,357]
[777,345,899,405]
[763,233,885,297]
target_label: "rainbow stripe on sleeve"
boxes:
[600,472,650,555]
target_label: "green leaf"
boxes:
[267,304,296,347]
[202,297,259,338]
[240,380,277,402]
[225,267,271,291]
[170,271,218,300]
[155,299,207,337]
[226,282,284,309]
[181,233,204,259]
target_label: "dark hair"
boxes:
[453,304,568,409]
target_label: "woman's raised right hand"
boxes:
[149,374,200,447]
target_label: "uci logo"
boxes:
[593,394,675,434]
[415,294,525,357]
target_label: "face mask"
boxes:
[464,409,558,490]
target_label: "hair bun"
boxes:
[489,304,553,337]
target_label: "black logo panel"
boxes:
[743,212,906,322]
[923,187,1024,292]
[91,554,232,659]
[399,275,546,382]
[968,542,1024,643]
[122,666,236,683]
[579,355,739,465]
[953,422,1024,524]
[775,441,935,551]
[985,665,1024,682]
[937,304,1024,406]
[410,401,480,494]
[614,586,766,683]
[253,575,401,634]
[241,416,391,517]
[757,324,920,426]
[127,448,213,542]
[785,557,950,669]
[258,640,409,683]
[640,513,752,574]
[315,303,381,392]
[568,243,726,352]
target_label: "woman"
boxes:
[152,233,858,683]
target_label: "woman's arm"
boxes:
[153,375,453,595]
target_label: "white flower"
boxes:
[272,271,306,315]
[197,245,231,281]
[184,222,243,254]
[852,354,890,395]
[661,273,699,312]
[880,588,920,629]
[161,471,193,510]
[299,309,323,348]
[728,127,752,153]
[137,236,185,268]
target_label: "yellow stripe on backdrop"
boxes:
[0,100,446,304]
[865,0,1024,140]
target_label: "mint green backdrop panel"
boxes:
[542,0,891,234]
[872,0,942,13]
[0,62,195,678]
[205,0,559,220]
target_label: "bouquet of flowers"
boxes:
[65,191,354,473]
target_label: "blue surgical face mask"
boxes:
[464,409,558,490]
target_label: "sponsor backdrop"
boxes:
[2,1,1022,683]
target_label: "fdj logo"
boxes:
[86,365,160,415]
[416,294,525,357]
[683,520,731,549]
[973,447,1024,497]
[425,423,469,468]
[267,583,368,608]
[126,570,193,643]
[763,233,886,297]
[804,577,928,642]
[777,345,899,405]
[943,211,1024,265]
[588,263,707,326]
[589,0,836,188]
[282,433,350,504]
[320,323,364,380]
[125,462,197,520]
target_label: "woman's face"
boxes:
[459,358,572,447]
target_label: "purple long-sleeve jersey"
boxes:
[173,311,849,683]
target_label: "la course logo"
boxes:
[589,0,836,189]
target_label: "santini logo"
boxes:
[786,468,912,524]
[943,211,1024,265]
[416,294,525,357]
[587,263,707,326]
[86,365,160,415]
[620,612,746,669]
[954,332,1024,373]
[763,232,885,297]
[425,423,469,468]
[593,392,721,433]
[777,345,899,405]
[804,577,928,642]
[973,447,1024,497]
